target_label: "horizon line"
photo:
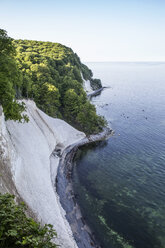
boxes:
[83,61,165,63]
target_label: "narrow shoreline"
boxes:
[87,86,110,98]
[87,87,104,98]
[56,127,113,248]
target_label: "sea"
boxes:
[73,62,165,248]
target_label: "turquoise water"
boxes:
[73,62,165,248]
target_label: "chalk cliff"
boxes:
[0,100,86,248]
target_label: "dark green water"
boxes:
[73,62,165,248]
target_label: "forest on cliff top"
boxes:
[0,29,105,134]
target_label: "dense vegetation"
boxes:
[90,78,102,90]
[0,193,57,248]
[0,29,106,134]
[0,29,28,122]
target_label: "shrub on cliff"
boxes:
[0,193,57,248]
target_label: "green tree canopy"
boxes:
[0,30,105,133]
[38,83,61,117]
[77,102,106,134]
[0,193,57,248]
[0,29,28,122]
[63,89,80,119]
[11,38,105,133]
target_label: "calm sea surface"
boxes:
[73,62,165,248]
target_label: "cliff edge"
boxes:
[0,100,86,248]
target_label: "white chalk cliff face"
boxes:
[81,73,93,93]
[0,100,86,248]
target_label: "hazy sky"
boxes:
[1,0,165,62]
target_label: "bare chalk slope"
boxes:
[0,100,85,248]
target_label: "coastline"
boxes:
[56,127,113,248]
[87,86,110,98]
[87,87,104,98]
[2,100,86,248]
[0,93,112,247]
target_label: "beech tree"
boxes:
[0,29,28,121]
[38,83,61,117]
[63,89,80,119]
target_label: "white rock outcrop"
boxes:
[0,100,86,248]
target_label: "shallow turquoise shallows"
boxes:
[73,62,165,248]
